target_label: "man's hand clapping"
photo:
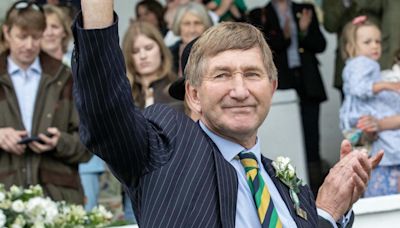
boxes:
[316,140,383,221]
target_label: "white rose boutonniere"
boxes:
[272,156,307,220]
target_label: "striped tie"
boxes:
[239,152,282,228]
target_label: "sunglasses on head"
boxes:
[10,1,43,14]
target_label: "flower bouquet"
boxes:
[0,184,114,228]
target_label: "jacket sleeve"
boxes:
[322,0,353,33]
[354,0,383,14]
[263,5,292,53]
[318,210,354,228]
[318,215,335,228]
[52,99,92,165]
[71,13,172,187]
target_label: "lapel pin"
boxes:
[296,207,308,220]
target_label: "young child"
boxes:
[340,15,400,197]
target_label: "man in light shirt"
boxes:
[73,0,383,227]
[0,0,91,204]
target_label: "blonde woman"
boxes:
[40,4,72,66]
[123,21,177,109]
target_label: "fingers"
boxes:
[16,130,28,137]
[301,9,310,16]
[0,128,27,155]
[29,141,51,154]
[370,150,384,169]
[301,9,312,22]
[38,132,53,145]
[316,163,356,220]
[30,128,61,154]
[45,127,61,147]
[347,150,377,205]
[350,152,371,205]
[351,173,367,205]
[321,145,384,217]
[3,138,26,155]
[47,127,61,138]
[357,115,378,132]
[340,139,353,159]
[28,142,43,154]
[283,15,291,38]
[351,150,370,183]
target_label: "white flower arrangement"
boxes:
[0,184,114,228]
[272,156,308,220]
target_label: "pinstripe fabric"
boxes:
[72,14,322,228]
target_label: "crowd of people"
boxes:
[0,0,399,227]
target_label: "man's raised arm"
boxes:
[81,0,113,29]
[72,0,155,188]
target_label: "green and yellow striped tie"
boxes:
[239,152,282,228]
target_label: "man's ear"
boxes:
[185,81,202,114]
[271,79,278,96]
[2,25,10,42]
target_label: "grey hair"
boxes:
[171,2,212,36]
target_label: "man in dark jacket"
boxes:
[0,1,91,204]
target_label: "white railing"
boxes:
[353,194,400,227]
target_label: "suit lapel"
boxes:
[209,137,238,228]
[261,156,310,228]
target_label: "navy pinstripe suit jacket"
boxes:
[72,14,324,228]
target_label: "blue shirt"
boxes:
[8,57,42,135]
[79,155,105,174]
[200,121,297,228]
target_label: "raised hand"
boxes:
[283,14,291,39]
[357,115,379,133]
[82,0,114,29]
[316,140,383,221]
[298,8,312,33]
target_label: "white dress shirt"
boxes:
[7,57,42,135]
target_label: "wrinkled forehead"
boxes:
[200,47,267,71]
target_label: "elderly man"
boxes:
[72,0,383,227]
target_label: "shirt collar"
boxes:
[7,56,42,76]
[199,121,261,162]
